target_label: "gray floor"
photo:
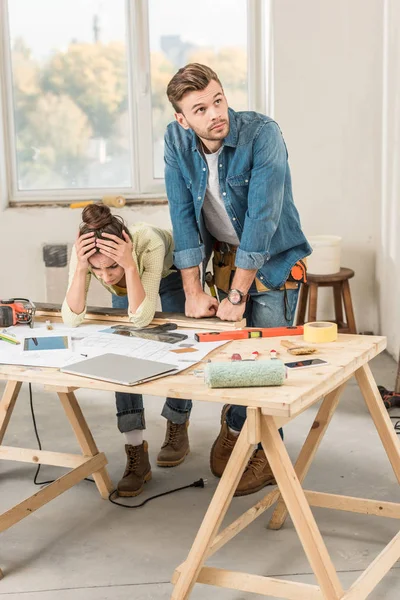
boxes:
[0,352,399,599]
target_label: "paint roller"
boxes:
[204,360,287,389]
[70,196,126,209]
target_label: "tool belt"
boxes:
[212,242,307,294]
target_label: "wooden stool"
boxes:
[297,267,357,333]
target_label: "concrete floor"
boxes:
[0,351,400,599]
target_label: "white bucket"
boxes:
[306,235,342,275]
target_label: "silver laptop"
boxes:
[60,353,177,385]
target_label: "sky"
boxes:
[7,0,248,60]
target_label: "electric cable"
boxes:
[28,383,207,506]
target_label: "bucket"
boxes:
[306,235,341,275]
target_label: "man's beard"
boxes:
[191,118,229,142]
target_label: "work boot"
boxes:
[157,420,190,467]
[210,404,238,478]
[234,448,276,497]
[117,442,152,497]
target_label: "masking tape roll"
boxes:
[304,321,338,343]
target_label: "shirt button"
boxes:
[232,217,236,221]
[219,164,222,168]
[198,196,201,200]
[222,192,226,196]
[203,168,206,171]
[245,179,249,183]
[260,276,264,280]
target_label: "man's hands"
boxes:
[216,297,246,321]
[185,292,219,318]
[96,230,135,270]
[75,232,96,270]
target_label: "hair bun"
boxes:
[82,204,112,229]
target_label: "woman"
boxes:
[62,204,192,497]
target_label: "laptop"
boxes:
[60,353,177,386]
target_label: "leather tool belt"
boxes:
[212,241,307,294]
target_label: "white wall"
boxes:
[273,0,383,334]
[377,0,400,360]
[0,0,385,338]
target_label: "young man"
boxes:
[164,63,311,496]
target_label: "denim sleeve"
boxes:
[164,134,204,269]
[235,122,287,270]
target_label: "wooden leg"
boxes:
[296,282,309,326]
[268,383,346,530]
[333,283,344,329]
[171,422,254,600]
[260,416,344,599]
[395,350,400,394]
[308,283,318,322]
[0,568,3,580]
[57,391,113,499]
[0,381,22,444]
[356,365,400,483]
[342,279,357,333]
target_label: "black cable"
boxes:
[28,383,207,506]
[28,382,94,485]
[108,477,207,509]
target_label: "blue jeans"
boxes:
[112,270,192,432]
[219,285,300,436]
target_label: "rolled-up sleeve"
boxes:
[235,122,287,270]
[164,133,204,269]
[61,247,91,327]
[127,243,165,328]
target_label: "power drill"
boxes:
[0,299,36,328]
[378,386,400,410]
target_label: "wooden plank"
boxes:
[173,566,323,600]
[0,446,88,468]
[344,531,400,600]
[207,489,280,557]
[0,453,106,533]
[171,423,254,600]
[269,384,346,530]
[305,490,400,519]
[260,416,344,599]
[356,364,400,484]
[246,407,261,444]
[57,391,113,498]
[0,381,22,444]
[34,303,245,330]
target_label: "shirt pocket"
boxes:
[227,170,251,188]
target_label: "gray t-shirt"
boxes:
[202,148,240,246]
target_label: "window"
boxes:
[0,0,270,204]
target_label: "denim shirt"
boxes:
[164,107,312,290]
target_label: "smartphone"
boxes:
[285,358,328,370]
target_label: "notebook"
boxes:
[60,353,177,386]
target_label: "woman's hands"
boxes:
[75,232,96,270]
[95,230,135,270]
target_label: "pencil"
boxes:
[0,332,20,345]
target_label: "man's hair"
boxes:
[166,63,222,112]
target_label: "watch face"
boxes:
[228,290,242,305]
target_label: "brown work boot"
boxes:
[234,448,276,497]
[117,442,152,497]
[157,420,190,467]
[210,404,239,478]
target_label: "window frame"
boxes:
[0,0,271,206]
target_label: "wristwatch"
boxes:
[227,288,247,305]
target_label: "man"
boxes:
[164,63,311,496]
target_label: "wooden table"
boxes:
[1,334,399,600]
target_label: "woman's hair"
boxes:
[166,63,222,113]
[79,204,132,252]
